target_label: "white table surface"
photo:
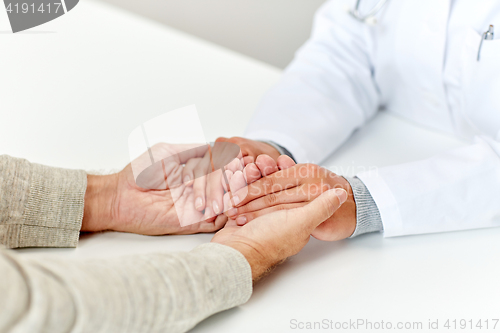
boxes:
[2,2,500,332]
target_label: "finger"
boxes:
[174,144,210,164]
[235,203,308,226]
[227,184,325,218]
[196,214,227,232]
[223,192,231,213]
[277,155,296,170]
[224,218,238,227]
[243,156,254,165]
[255,154,278,176]
[193,155,211,211]
[206,169,225,216]
[229,170,247,193]
[225,158,244,173]
[222,170,248,213]
[289,188,348,232]
[243,163,261,184]
[182,157,202,186]
[165,164,184,189]
[174,185,205,227]
[231,166,303,208]
[193,176,206,211]
[221,170,233,192]
[204,205,215,221]
[214,214,229,228]
[222,170,247,213]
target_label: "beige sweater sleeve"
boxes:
[0,155,253,332]
[0,242,253,333]
[0,155,87,248]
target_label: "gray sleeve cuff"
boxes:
[344,176,383,238]
[261,141,297,163]
[0,155,87,248]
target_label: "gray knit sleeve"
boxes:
[344,176,383,237]
[0,155,87,248]
[0,242,252,333]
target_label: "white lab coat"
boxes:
[245,0,500,237]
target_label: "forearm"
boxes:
[0,243,252,333]
[0,155,87,248]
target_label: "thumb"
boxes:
[290,188,348,231]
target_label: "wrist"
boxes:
[82,174,118,232]
[326,175,356,239]
[225,241,272,282]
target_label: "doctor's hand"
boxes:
[216,137,281,165]
[212,188,348,281]
[225,160,357,241]
[81,144,228,235]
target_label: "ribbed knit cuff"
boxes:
[344,176,383,238]
[0,156,87,248]
[261,141,297,163]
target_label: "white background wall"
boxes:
[97,0,327,69]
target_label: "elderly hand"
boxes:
[179,139,283,221]
[224,156,357,241]
[212,188,348,281]
[81,143,228,235]
[182,142,246,221]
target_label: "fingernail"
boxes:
[205,207,213,219]
[226,208,238,217]
[236,216,247,225]
[184,175,191,183]
[213,201,220,214]
[232,195,240,206]
[195,197,203,209]
[335,189,348,204]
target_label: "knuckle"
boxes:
[265,193,278,206]
[263,175,276,189]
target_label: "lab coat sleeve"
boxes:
[357,136,500,237]
[245,0,380,163]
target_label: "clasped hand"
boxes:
[80,139,353,281]
[82,138,355,243]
